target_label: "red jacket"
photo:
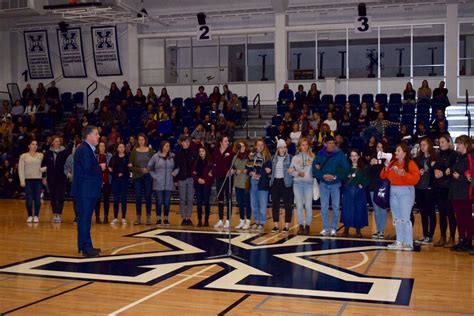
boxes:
[192,159,214,187]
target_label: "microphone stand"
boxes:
[207,152,246,262]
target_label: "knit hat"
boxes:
[277,139,287,149]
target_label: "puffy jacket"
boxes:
[148,152,175,191]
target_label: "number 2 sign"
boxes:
[197,25,211,41]
[355,16,371,33]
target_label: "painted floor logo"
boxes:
[0,229,414,305]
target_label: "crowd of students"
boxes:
[0,81,472,255]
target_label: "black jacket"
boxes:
[42,146,71,184]
[433,148,457,188]
[449,152,470,200]
[174,147,197,181]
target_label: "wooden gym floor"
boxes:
[0,199,472,315]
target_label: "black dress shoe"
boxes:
[187,219,193,226]
[103,216,109,224]
[181,219,187,226]
[197,219,202,227]
[96,217,102,224]
[304,225,310,235]
[82,249,100,257]
[297,225,304,235]
[204,219,209,227]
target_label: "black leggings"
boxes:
[436,187,457,238]
[95,183,111,218]
[271,179,293,223]
[415,188,437,238]
[216,177,232,220]
[49,179,66,214]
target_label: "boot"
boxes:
[434,236,447,247]
[304,225,310,235]
[342,227,350,237]
[451,239,469,252]
[197,218,203,227]
[444,237,456,248]
[95,216,102,224]
[204,218,209,227]
[103,216,109,224]
[356,229,362,238]
[297,225,304,235]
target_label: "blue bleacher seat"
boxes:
[271,115,282,126]
[184,98,196,109]
[266,126,277,138]
[402,104,416,114]
[389,93,402,104]
[239,96,248,110]
[72,92,84,107]
[375,93,388,107]
[388,113,400,123]
[417,103,430,115]
[348,94,360,108]
[172,98,183,108]
[321,94,333,105]
[334,94,346,107]
[362,94,374,107]
[158,119,172,135]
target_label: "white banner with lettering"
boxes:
[57,28,87,78]
[91,26,123,76]
[23,30,54,79]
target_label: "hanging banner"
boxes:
[91,25,123,76]
[23,30,54,79]
[57,27,87,78]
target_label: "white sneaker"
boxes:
[257,224,264,232]
[320,229,329,237]
[250,223,258,231]
[121,218,127,225]
[26,216,33,223]
[235,219,245,229]
[402,243,414,251]
[33,216,39,223]
[223,220,230,229]
[110,218,118,225]
[51,215,57,223]
[242,219,250,230]
[56,215,62,223]
[387,241,403,250]
[330,229,337,237]
[214,220,223,228]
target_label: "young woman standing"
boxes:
[148,140,175,226]
[433,135,458,247]
[369,141,388,239]
[232,140,251,230]
[192,146,214,227]
[414,138,437,244]
[270,139,293,233]
[247,139,272,232]
[380,144,420,251]
[95,141,112,224]
[19,139,45,223]
[449,135,473,251]
[289,137,315,235]
[212,135,235,229]
[109,143,129,225]
[128,134,155,225]
[341,150,369,238]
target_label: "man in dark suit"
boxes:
[72,125,104,257]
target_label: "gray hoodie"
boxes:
[148,152,175,191]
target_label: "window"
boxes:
[380,27,411,78]
[288,31,316,80]
[165,38,192,84]
[413,24,445,77]
[459,23,474,76]
[317,30,347,79]
[140,38,165,85]
[219,35,246,82]
[247,33,275,81]
[348,29,378,78]
[192,38,219,84]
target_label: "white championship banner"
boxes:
[57,27,87,78]
[91,26,123,76]
[23,30,54,79]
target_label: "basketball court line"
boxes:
[108,264,217,315]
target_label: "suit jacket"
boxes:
[71,142,102,198]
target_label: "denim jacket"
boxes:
[270,153,293,188]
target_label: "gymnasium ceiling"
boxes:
[1,0,473,32]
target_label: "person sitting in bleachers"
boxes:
[338,113,353,140]
[287,102,299,122]
[306,83,321,105]
[24,99,36,117]
[120,81,131,97]
[413,121,430,144]
[22,84,35,104]
[217,95,227,112]
[157,88,170,109]
[309,112,321,132]
[170,106,181,127]
[36,83,46,100]
[209,86,221,105]
[113,105,128,126]
[397,123,413,145]
[278,84,294,105]
[230,94,242,113]
[191,124,206,145]
[124,89,134,107]
[430,109,449,133]
[432,80,450,107]
[1,100,10,117]
[368,112,400,138]
[100,106,113,131]
[276,123,288,141]
[403,82,416,104]
[134,88,146,107]
[323,111,337,132]
[37,98,49,114]
[294,84,306,107]
[222,84,232,102]
[430,121,450,143]
[147,87,157,103]
[417,80,431,100]
[45,81,60,104]
[301,103,311,117]
[195,86,209,106]
[341,101,356,120]
[369,101,385,121]
[10,100,24,117]
[109,82,122,105]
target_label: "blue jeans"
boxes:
[235,187,251,220]
[24,179,42,217]
[390,186,415,246]
[293,181,313,225]
[319,182,341,230]
[370,191,387,234]
[134,174,152,216]
[155,190,171,218]
[112,179,128,219]
[250,178,269,224]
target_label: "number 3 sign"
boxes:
[197,25,211,41]
[355,16,371,33]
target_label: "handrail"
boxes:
[466,89,471,137]
[86,81,98,111]
[253,93,261,119]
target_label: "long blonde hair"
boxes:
[254,139,272,161]
[297,137,315,158]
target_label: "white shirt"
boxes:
[274,155,285,178]
[290,131,301,145]
[324,119,337,132]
